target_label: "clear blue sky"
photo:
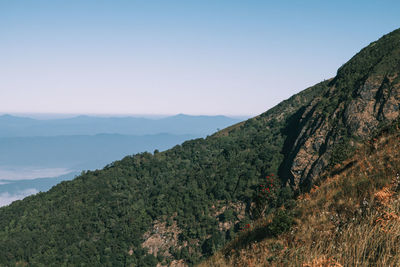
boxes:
[1,0,399,116]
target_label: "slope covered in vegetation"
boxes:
[200,120,400,266]
[0,73,329,267]
[0,29,399,266]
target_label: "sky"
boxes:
[1,0,399,116]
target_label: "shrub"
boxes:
[267,210,294,236]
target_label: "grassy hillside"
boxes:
[199,120,400,266]
[0,29,399,266]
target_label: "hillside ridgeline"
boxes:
[0,29,399,266]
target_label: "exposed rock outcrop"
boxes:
[280,29,400,190]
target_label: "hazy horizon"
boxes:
[2,1,399,116]
[0,112,253,120]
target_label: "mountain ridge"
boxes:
[276,28,400,189]
[0,28,399,266]
[0,114,242,137]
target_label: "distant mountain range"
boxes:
[0,114,243,137]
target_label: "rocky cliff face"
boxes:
[280,29,400,190]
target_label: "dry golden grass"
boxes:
[198,129,400,267]
[302,256,343,267]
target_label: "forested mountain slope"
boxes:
[200,119,400,266]
[0,29,399,266]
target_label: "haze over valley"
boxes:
[0,114,242,206]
